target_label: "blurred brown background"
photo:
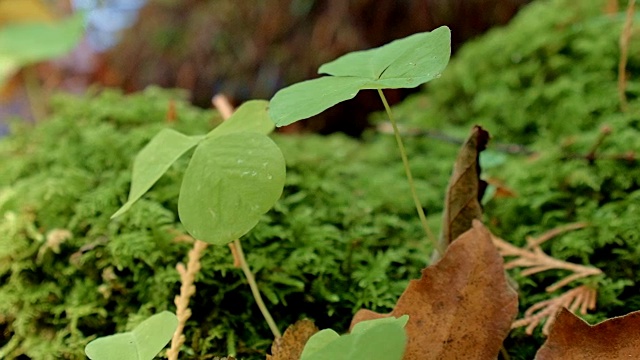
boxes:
[103,0,532,135]
[1,0,533,136]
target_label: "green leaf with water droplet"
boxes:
[269,26,451,126]
[178,132,286,245]
[84,311,178,360]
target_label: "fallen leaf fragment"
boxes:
[351,220,518,360]
[267,319,319,360]
[438,126,490,255]
[535,307,640,360]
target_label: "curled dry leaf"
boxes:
[536,308,640,359]
[267,319,319,360]
[437,126,489,258]
[351,220,517,360]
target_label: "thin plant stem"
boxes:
[233,238,282,339]
[377,89,439,252]
[212,94,281,339]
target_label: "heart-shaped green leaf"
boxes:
[300,316,408,360]
[84,311,178,360]
[206,99,274,138]
[112,129,203,219]
[269,26,451,126]
[112,100,276,219]
[178,132,285,245]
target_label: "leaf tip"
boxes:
[110,203,131,219]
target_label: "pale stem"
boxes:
[212,94,281,339]
[377,89,439,252]
[233,238,282,339]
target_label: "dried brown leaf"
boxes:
[351,220,517,360]
[267,319,319,360]
[536,308,640,359]
[439,126,490,253]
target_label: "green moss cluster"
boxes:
[0,88,459,359]
[4,1,640,358]
[391,0,640,358]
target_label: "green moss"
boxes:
[0,88,460,359]
[4,1,640,357]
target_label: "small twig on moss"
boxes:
[511,285,597,335]
[376,122,533,155]
[167,239,208,360]
[584,125,612,164]
[618,0,636,112]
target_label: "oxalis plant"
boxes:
[269,26,451,256]
[85,26,451,359]
[85,100,287,359]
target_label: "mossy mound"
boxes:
[391,0,640,357]
[0,88,460,359]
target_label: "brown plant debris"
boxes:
[351,220,517,360]
[437,126,489,258]
[37,228,72,263]
[536,307,640,359]
[492,223,602,336]
[524,222,588,249]
[492,226,601,293]
[512,285,597,336]
[266,319,319,360]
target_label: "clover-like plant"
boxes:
[112,99,286,346]
[269,27,451,252]
[113,100,285,246]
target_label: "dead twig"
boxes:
[376,122,533,155]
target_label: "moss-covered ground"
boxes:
[2,0,640,358]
